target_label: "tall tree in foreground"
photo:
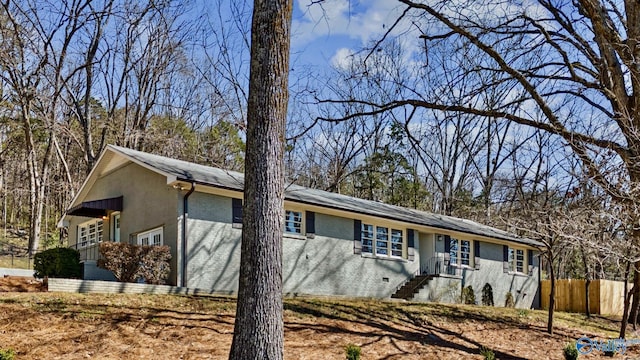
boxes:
[228,0,292,359]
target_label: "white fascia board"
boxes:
[107,145,174,183]
[60,147,116,226]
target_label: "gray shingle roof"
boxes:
[109,145,543,248]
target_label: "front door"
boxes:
[419,233,435,274]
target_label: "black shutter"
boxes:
[305,211,315,237]
[353,219,362,254]
[232,198,243,227]
[474,240,480,269]
[444,235,451,263]
[407,229,415,261]
[527,249,534,275]
[503,245,510,273]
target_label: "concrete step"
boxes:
[391,275,433,300]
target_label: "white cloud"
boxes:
[292,0,404,47]
[330,47,355,70]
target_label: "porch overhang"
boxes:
[66,196,123,218]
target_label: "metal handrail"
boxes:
[68,242,101,261]
[394,255,461,293]
[421,255,460,276]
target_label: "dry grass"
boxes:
[0,277,636,359]
[0,276,43,292]
[0,229,34,269]
[0,256,32,269]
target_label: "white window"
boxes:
[137,227,163,246]
[284,210,303,235]
[509,247,525,273]
[448,237,472,266]
[79,226,87,248]
[362,224,374,253]
[152,232,161,246]
[391,229,403,257]
[460,239,471,266]
[361,223,404,258]
[97,221,104,242]
[376,226,389,256]
[77,219,104,248]
[88,223,97,245]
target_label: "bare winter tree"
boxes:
[197,1,252,131]
[319,0,640,337]
[0,0,91,255]
[61,0,115,172]
[493,129,571,334]
[88,0,192,154]
[289,117,367,192]
[228,0,293,358]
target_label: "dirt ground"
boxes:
[0,276,44,292]
[0,276,637,359]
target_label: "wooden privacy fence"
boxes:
[541,279,627,316]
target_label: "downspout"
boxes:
[537,251,542,309]
[182,182,195,288]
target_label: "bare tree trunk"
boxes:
[628,263,640,328]
[228,0,292,359]
[625,221,640,329]
[579,243,591,317]
[547,254,556,335]
[484,117,491,220]
[584,278,591,318]
[26,131,53,257]
[621,260,633,339]
[21,102,40,256]
[52,135,75,199]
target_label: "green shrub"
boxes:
[563,342,578,360]
[481,283,494,306]
[345,343,361,360]
[98,242,172,284]
[505,292,515,308]
[480,346,495,360]
[462,285,476,305]
[33,247,81,278]
[0,348,16,360]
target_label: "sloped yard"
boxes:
[0,276,635,359]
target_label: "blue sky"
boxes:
[191,0,411,82]
[290,0,405,69]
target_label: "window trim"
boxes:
[284,209,304,235]
[375,226,389,256]
[111,212,121,242]
[136,226,164,246]
[77,218,104,248]
[283,207,313,239]
[390,228,403,257]
[442,235,475,268]
[508,246,527,274]
[361,222,405,259]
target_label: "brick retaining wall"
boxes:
[47,278,234,296]
[0,268,34,277]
